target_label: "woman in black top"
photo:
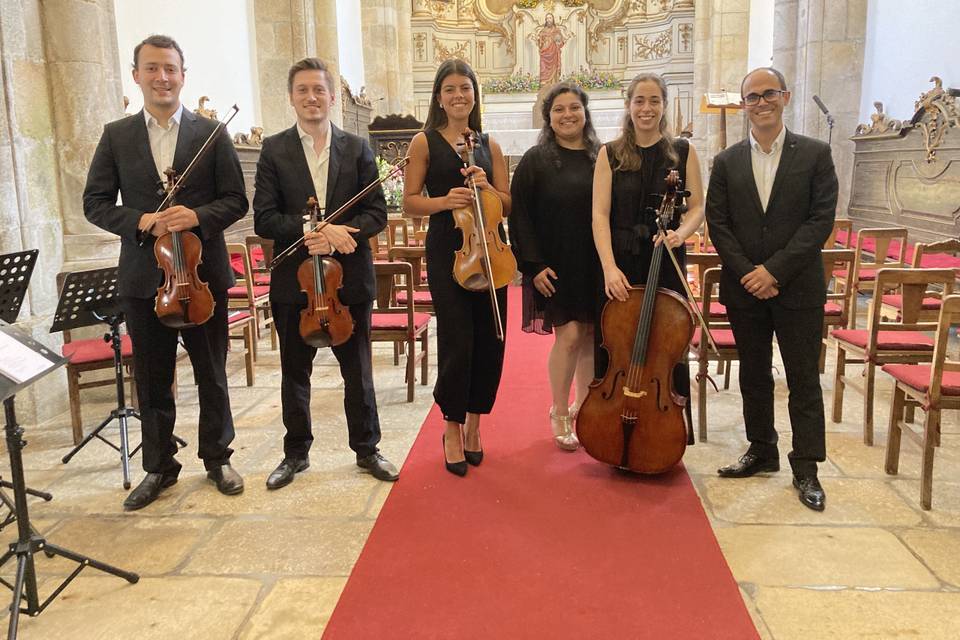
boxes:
[403,60,512,477]
[509,83,600,451]
[592,73,705,426]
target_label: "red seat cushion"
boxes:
[917,254,960,271]
[395,290,433,305]
[835,229,852,247]
[63,335,133,364]
[691,328,737,349]
[830,329,935,350]
[253,274,271,287]
[880,294,942,311]
[371,312,431,331]
[227,310,252,325]
[227,285,270,299]
[824,301,844,316]
[229,253,245,276]
[881,364,960,396]
[699,301,727,317]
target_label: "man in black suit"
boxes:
[705,67,838,511]
[83,35,247,510]
[253,57,398,488]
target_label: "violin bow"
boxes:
[268,155,410,270]
[138,104,240,245]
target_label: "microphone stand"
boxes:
[825,112,835,145]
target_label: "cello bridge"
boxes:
[623,387,647,399]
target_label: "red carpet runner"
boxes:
[324,287,758,639]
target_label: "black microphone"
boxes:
[812,94,830,115]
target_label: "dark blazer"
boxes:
[705,129,838,310]
[83,108,248,298]
[253,124,387,306]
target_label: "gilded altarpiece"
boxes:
[410,0,695,134]
[848,79,960,242]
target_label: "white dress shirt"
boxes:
[298,121,332,231]
[144,103,184,181]
[749,125,786,212]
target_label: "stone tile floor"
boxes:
[1,326,958,639]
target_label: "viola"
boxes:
[153,168,215,328]
[576,170,694,473]
[297,197,354,348]
[451,129,517,340]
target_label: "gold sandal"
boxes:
[549,407,579,451]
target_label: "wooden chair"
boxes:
[225,244,263,379]
[689,267,739,441]
[56,272,136,444]
[388,246,433,314]
[837,227,909,329]
[880,238,960,322]
[830,268,955,445]
[825,218,853,249]
[820,249,856,372]
[371,261,432,402]
[884,294,960,509]
[243,235,277,349]
[228,242,273,356]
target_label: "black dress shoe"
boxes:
[266,457,310,490]
[357,452,400,482]
[441,434,467,477]
[123,472,177,511]
[793,475,826,511]
[207,464,244,495]
[717,453,780,478]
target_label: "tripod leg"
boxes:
[42,542,139,583]
[173,435,188,448]
[0,481,52,502]
[7,553,27,640]
[61,412,115,464]
[118,414,131,490]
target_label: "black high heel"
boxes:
[442,434,467,477]
[464,429,483,466]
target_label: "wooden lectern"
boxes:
[700,91,743,149]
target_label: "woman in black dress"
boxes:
[592,72,705,428]
[509,83,600,451]
[403,60,512,476]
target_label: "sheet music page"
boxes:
[0,330,55,384]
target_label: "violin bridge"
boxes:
[623,387,647,399]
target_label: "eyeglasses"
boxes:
[742,89,787,106]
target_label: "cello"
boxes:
[297,197,354,348]
[153,167,215,328]
[451,129,517,341]
[576,171,694,474]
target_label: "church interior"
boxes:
[0,0,959,638]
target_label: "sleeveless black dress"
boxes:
[595,137,692,427]
[509,144,597,334]
[423,130,508,424]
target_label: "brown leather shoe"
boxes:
[207,464,244,495]
[123,472,178,511]
[717,453,780,478]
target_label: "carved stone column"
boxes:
[362,0,402,116]
[774,0,866,212]
[692,0,750,166]
[313,0,344,127]
[396,0,415,116]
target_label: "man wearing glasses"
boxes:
[705,67,838,511]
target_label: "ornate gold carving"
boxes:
[195,96,218,120]
[913,76,960,162]
[435,39,471,63]
[379,140,411,162]
[589,1,633,52]
[414,33,427,62]
[633,30,672,60]
[678,23,692,53]
[233,127,263,147]
[854,101,904,137]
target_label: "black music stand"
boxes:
[0,321,139,639]
[0,251,51,532]
[51,268,185,489]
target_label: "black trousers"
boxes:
[726,300,826,477]
[427,268,507,425]
[272,299,381,459]
[120,290,234,475]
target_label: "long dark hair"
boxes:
[537,82,601,168]
[609,73,678,172]
[423,59,483,132]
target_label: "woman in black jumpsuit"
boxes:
[403,60,512,476]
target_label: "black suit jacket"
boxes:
[705,129,838,310]
[253,124,387,305]
[83,108,248,298]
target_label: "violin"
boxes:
[153,168,215,328]
[452,129,517,340]
[576,170,694,473]
[297,197,354,348]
